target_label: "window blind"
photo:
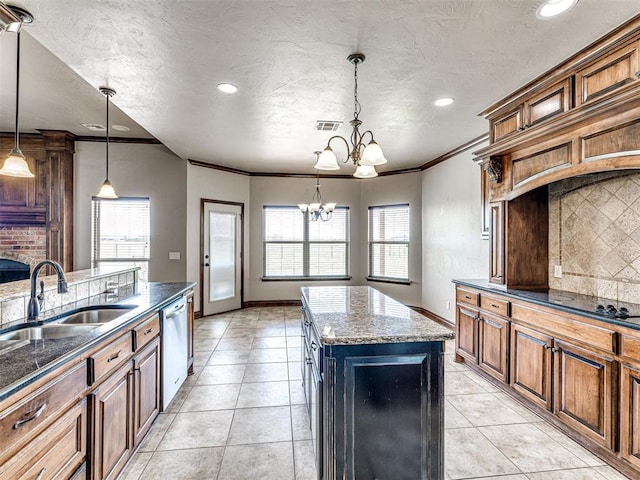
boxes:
[263,206,349,278]
[92,197,151,280]
[368,204,409,281]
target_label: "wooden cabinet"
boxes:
[478,312,509,383]
[89,315,162,480]
[489,202,504,285]
[554,340,615,449]
[455,305,479,363]
[489,80,571,142]
[575,39,640,106]
[621,363,640,469]
[90,360,134,480]
[133,338,160,446]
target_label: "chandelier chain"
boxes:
[353,60,361,120]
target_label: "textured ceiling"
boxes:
[2,1,639,174]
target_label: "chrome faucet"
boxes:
[27,260,68,320]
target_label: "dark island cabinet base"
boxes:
[322,342,445,480]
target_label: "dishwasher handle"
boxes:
[165,305,186,319]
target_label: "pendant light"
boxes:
[0,8,35,178]
[96,86,118,199]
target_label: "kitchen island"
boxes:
[301,286,454,480]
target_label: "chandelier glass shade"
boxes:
[314,53,387,178]
[96,86,118,199]
[299,152,336,222]
[0,25,34,178]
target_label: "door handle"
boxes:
[204,263,210,267]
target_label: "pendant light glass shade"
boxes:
[96,87,118,199]
[97,179,117,199]
[353,164,378,178]
[360,140,387,166]
[0,29,34,178]
[314,147,340,170]
[0,148,33,177]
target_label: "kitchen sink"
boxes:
[0,324,100,341]
[55,305,136,325]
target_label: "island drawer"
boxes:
[89,333,133,385]
[621,334,640,363]
[456,288,479,307]
[0,361,86,458]
[480,295,510,317]
[133,313,160,351]
[0,398,86,480]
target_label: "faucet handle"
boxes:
[37,281,45,310]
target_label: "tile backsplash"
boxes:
[549,171,640,302]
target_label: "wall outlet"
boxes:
[169,251,181,260]
[554,265,562,278]
[446,301,451,310]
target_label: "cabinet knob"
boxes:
[552,347,559,353]
[310,341,318,351]
[544,344,551,350]
[635,71,640,78]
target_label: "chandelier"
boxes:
[314,53,387,178]
[298,152,336,222]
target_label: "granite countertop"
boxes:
[453,279,640,330]
[301,286,454,345]
[0,281,195,402]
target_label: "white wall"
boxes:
[248,176,362,301]
[360,172,423,306]
[421,147,489,323]
[74,142,187,282]
[186,164,251,310]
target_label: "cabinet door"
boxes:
[553,340,616,449]
[523,79,571,128]
[510,323,553,411]
[133,338,160,447]
[489,202,505,285]
[478,312,509,383]
[90,361,134,480]
[575,40,640,106]
[490,106,523,142]
[455,306,479,363]
[621,363,640,469]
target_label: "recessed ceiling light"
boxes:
[112,124,130,132]
[434,97,455,107]
[537,0,578,18]
[81,123,105,131]
[217,83,238,94]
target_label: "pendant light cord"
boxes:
[105,91,110,180]
[14,31,20,151]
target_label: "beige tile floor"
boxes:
[119,306,631,480]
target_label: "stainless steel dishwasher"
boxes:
[161,296,188,410]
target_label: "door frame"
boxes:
[199,198,245,316]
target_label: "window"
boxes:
[92,197,150,282]
[368,204,410,283]
[263,206,349,279]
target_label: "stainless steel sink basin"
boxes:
[55,305,136,325]
[0,324,99,341]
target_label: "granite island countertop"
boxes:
[0,281,195,402]
[453,279,640,331]
[301,286,454,345]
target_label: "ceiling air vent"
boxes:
[82,123,105,131]
[315,120,342,132]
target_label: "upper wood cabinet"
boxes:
[575,39,640,106]
[489,79,572,143]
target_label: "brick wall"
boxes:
[0,226,47,269]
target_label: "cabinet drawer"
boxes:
[456,288,479,307]
[0,399,86,480]
[490,106,523,142]
[133,314,160,351]
[89,333,133,385]
[0,361,86,457]
[511,303,616,354]
[480,295,510,317]
[622,334,640,362]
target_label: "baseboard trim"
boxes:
[410,306,454,330]
[242,300,302,308]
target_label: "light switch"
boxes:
[169,251,181,260]
[554,265,562,278]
